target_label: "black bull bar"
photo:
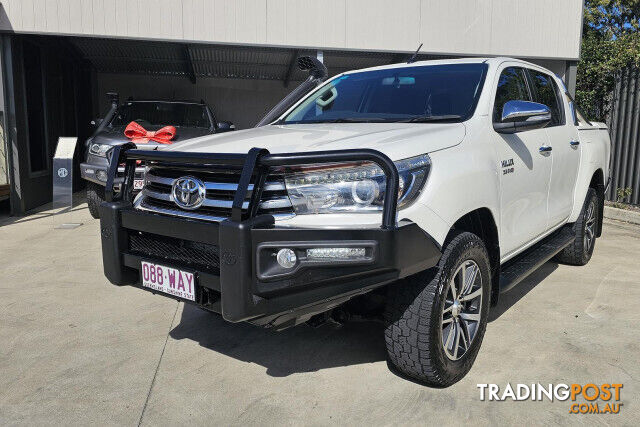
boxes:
[99,143,440,327]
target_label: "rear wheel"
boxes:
[556,188,598,266]
[384,231,491,387]
[86,182,105,219]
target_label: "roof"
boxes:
[66,37,450,82]
[335,57,558,78]
[341,57,492,75]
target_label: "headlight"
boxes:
[284,154,430,214]
[89,143,112,157]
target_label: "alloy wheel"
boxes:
[584,199,596,253]
[441,260,483,361]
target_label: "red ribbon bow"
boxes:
[124,121,176,144]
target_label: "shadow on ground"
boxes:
[170,305,387,377]
[0,192,89,227]
[489,261,558,322]
[170,262,558,376]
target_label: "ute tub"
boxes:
[98,144,441,327]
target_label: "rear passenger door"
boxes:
[492,66,552,257]
[526,69,580,228]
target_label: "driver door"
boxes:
[492,66,552,258]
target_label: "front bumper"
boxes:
[100,203,440,328]
[99,145,441,328]
[80,156,110,185]
[81,161,144,189]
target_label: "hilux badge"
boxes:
[501,158,515,175]
[172,176,206,210]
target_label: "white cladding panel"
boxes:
[0,0,583,59]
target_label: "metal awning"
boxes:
[68,37,449,84]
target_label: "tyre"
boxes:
[86,182,105,219]
[555,188,598,266]
[384,231,491,387]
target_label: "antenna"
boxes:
[407,43,423,64]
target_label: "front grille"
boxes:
[129,231,220,272]
[135,166,294,222]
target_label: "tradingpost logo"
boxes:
[477,383,623,414]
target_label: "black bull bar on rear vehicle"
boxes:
[99,143,441,328]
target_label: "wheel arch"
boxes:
[445,207,500,306]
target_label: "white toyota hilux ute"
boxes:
[99,57,611,386]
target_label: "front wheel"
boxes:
[86,182,105,219]
[384,231,491,387]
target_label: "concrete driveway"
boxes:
[1,203,638,426]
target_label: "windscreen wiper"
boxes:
[396,115,463,123]
[320,117,387,123]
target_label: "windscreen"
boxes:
[110,102,211,128]
[281,63,488,124]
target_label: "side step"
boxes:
[499,225,575,294]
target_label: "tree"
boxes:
[576,1,640,121]
[583,0,640,37]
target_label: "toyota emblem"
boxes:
[172,176,206,210]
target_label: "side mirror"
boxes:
[90,118,103,129]
[217,121,236,132]
[494,100,551,134]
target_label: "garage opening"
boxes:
[0,34,448,215]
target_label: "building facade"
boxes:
[0,0,584,214]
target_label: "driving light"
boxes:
[89,143,112,157]
[276,248,297,269]
[284,154,430,214]
[306,247,366,260]
[96,170,108,182]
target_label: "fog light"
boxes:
[84,168,95,175]
[96,170,108,182]
[276,248,297,269]
[306,247,366,260]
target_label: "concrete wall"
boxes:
[1,0,583,60]
[96,74,292,129]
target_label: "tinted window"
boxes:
[282,63,488,123]
[110,102,211,128]
[493,67,530,122]
[528,71,564,126]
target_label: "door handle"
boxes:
[570,140,580,146]
[539,146,552,153]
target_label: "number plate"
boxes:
[141,261,195,301]
[133,179,144,190]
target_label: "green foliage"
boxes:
[583,0,640,37]
[576,1,640,121]
[615,186,633,205]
